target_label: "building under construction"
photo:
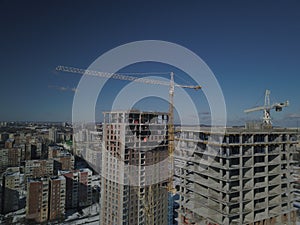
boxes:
[174,123,298,225]
[99,110,169,225]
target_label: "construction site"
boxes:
[173,90,298,225]
[99,111,169,225]
[57,66,299,225]
[174,124,298,225]
[96,111,299,225]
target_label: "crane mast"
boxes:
[263,89,271,125]
[168,72,175,192]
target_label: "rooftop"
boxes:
[50,175,66,181]
[176,125,299,135]
[102,110,168,115]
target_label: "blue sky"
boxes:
[0,0,299,127]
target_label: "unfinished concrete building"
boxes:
[175,125,298,225]
[100,110,169,225]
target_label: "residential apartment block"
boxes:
[48,146,75,174]
[60,168,92,209]
[0,148,21,173]
[26,176,66,223]
[2,167,23,213]
[25,159,54,180]
[100,111,169,225]
[175,125,298,225]
[26,177,50,223]
[48,176,66,221]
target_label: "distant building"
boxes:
[25,159,54,180]
[34,142,43,159]
[48,146,74,174]
[0,148,21,173]
[0,133,9,142]
[53,154,74,174]
[5,138,14,149]
[0,184,2,215]
[25,143,32,160]
[2,167,23,213]
[0,149,8,173]
[21,141,44,160]
[49,127,58,143]
[57,132,65,142]
[8,147,21,166]
[48,145,64,158]
[65,133,72,141]
[83,147,102,175]
[73,129,88,156]
[16,143,26,161]
[0,122,7,127]
[26,176,66,223]
[37,142,43,154]
[60,168,92,209]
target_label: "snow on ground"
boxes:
[0,203,100,225]
[62,203,100,224]
[0,208,26,224]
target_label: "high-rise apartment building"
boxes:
[5,138,14,148]
[25,143,32,160]
[0,133,9,141]
[26,177,49,223]
[54,153,75,174]
[48,176,66,221]
[2,167,23,213]
[49,127,58,143]
[99,110,169,225]
[0,149,8,173]
[175,125,298,225]
[26,176,66,223]
[60,168,92,209]
[25,159,54,180]
[0,147,21,173]
[48,146,75,174]
[36,142,43,159]
[48,145,64,158]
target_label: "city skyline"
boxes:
[0,1,300,127]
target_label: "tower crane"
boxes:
[244,89,289,125]
[55,65,201,224]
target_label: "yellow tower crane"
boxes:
[55,65,201,223]
[56,65,201,189]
